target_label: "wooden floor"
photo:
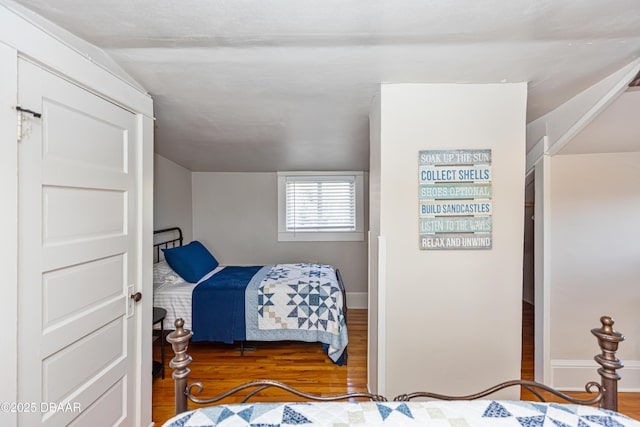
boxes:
[152,309,369,424]
[152,306,640,425]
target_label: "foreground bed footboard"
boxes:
[166,315,625,416]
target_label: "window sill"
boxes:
[278,231,364,242]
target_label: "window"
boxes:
[277,171,364,241]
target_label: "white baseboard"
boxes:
[551,359,640,392]
[346,292,367,309]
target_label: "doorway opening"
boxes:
[521,173,535,381]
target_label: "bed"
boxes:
[161,315,635,427]
[153,227,348,364]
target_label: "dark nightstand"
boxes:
[153,307,167,379]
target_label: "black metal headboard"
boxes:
[153,227,184,263]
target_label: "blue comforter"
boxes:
[191,266,264,343]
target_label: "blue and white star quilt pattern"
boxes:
[163,400,640,427]
[245,263,348,363]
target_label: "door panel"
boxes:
[42,256,124,328]
[43,187,125,241]
[42,236,129,273]
[41,298,124,360]
[18,59,138,426]
[67,380,127,427]
[44,101,128,172]
[43,319,124,403]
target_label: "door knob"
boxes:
[130,292,142,302]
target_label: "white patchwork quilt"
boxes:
[245,263,348,363]
[163,400,640,427]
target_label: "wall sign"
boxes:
[419,149,492,250]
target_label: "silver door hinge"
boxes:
[15,105,42,143]
[16,109,22,142]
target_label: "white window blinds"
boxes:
[285,175,356,232]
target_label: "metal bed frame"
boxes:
[166,315,625,416]
[153,227,183,263]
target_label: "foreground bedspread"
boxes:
[163,400,640,427]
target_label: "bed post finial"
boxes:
[591,315,624,411]
[167,318,193,415]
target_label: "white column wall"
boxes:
[377,83,526,397]
[368,92,382,392]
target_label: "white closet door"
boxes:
[17,59,140,426]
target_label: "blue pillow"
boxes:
[162,241,219,283]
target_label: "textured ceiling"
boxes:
[10,0,640,171]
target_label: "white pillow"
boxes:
[153,260,182,286]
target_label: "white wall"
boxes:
[372,83,526,397]
[549,152,640,390]
[192,172,369,305]
[154,154,193,242]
